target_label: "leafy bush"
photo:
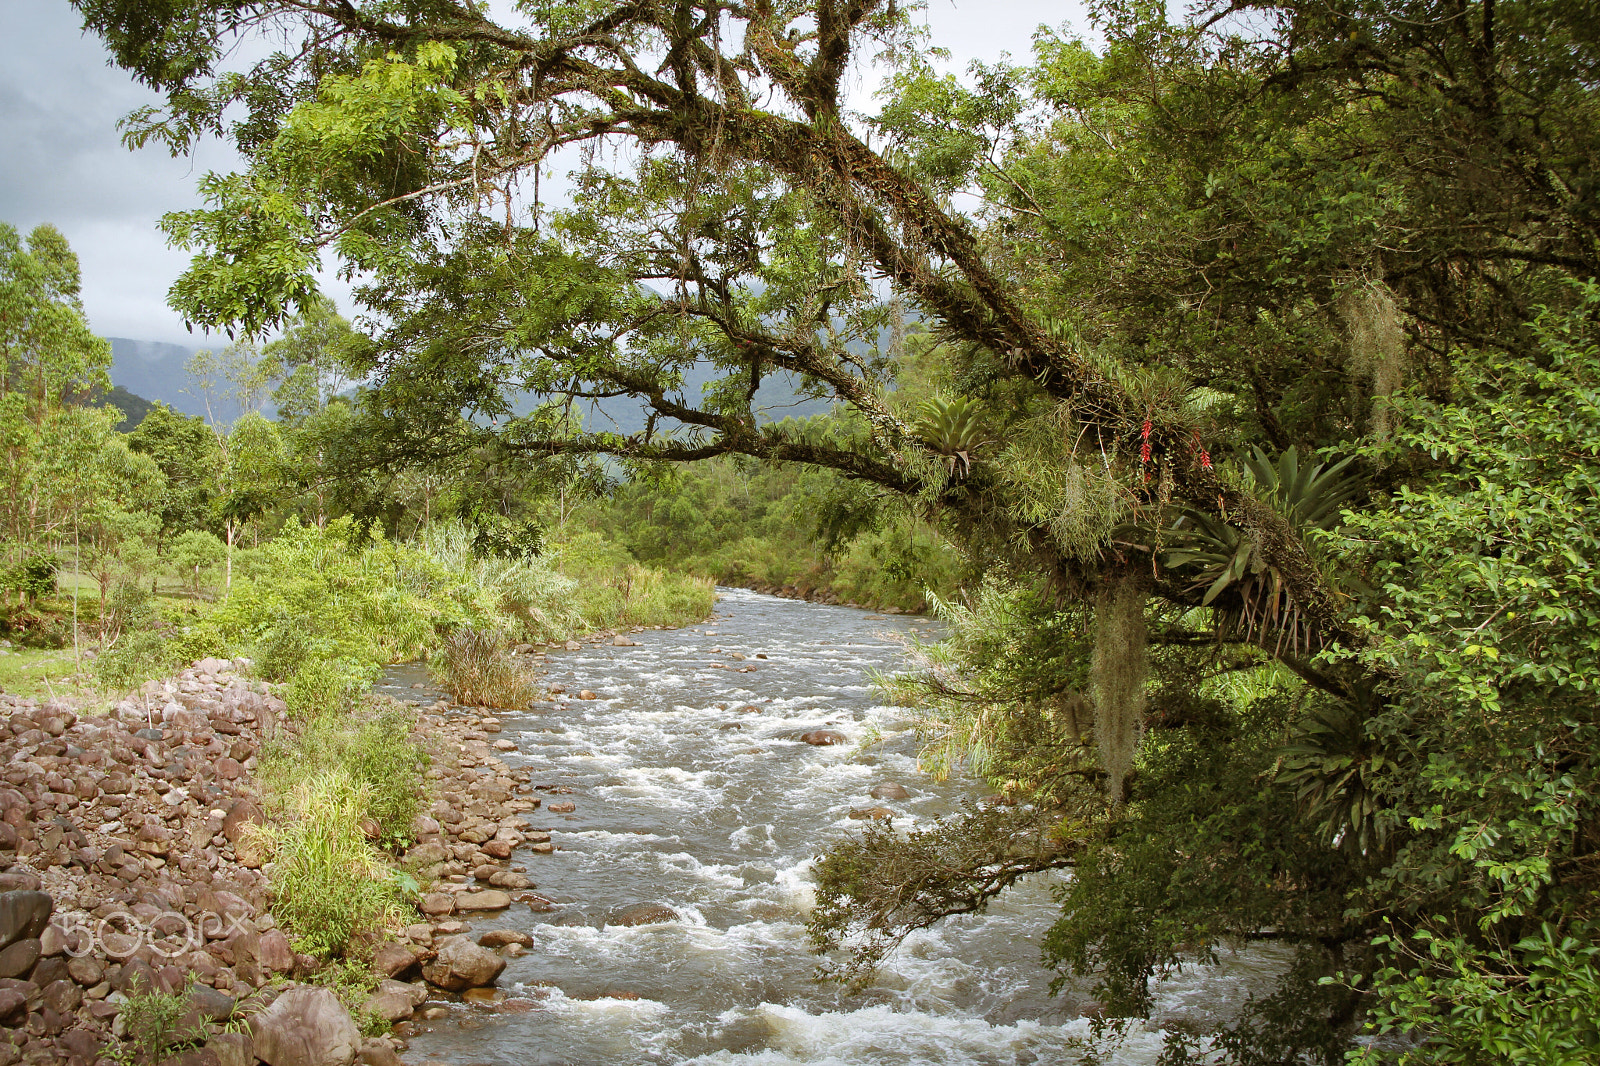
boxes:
[284,656,377,720]
[93,623,179,691]
[435,627,533,708]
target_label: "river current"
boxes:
[379,587,1288,1066]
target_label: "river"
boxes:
[378,587,1289,1066]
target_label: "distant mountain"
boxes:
[108,338,207,418]
[90,385,156,431]
[549,364,834,437]
[107,337,836,436]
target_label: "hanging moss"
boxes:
[1091,574,1148,805]
[1340,279,1407,440]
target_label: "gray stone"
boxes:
[249,986,360,1066]
[869,783,912,800]
[800,730,847,746]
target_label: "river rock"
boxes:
[612,635,638,647]
[0,938,39,978]
[478,929,534,949]
[609,903,678,927]
[257,929,295,974]
[419,893,455,917]
[577,691,597,701]
[800,730,847,746]
[371,943,420,980]
[546,801,575,813]
[250,985,360,1066]
[455,890,512,912]
[421,935,505,992]
[848,807,895,821]
[207,1031,253,1066]
[356,1038,404,1066]
[0,891,51,949]
[869,783,912,800]
[363,989,416,1024]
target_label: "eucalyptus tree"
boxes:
[70,0,1600,1058]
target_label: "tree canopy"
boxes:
[71,0,1600,1059]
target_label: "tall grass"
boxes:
[165,518,713,672]
[249,772,408,959]
[434,627,534,708]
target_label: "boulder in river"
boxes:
[870,783,912,800]
[848,807,895,821]
[609,903,679,927]
[422,935,506,991]
[800,730,847,746]
[455,890,513,912]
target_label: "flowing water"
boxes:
[379,588,1290,1066]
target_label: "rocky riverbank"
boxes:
[0,657,571,1066]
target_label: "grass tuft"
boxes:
[434,626,534,708]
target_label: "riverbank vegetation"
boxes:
[24,0,1600,1059]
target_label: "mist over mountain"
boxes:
[109,336,833,435]
[108,338,207,418]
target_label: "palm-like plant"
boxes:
[1153,448,1362,653]
[914,396,989,477]
[1275,694,1392,855]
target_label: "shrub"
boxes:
[434,627,533,708]
[251,772,406,959]
[284,657,376,721]
[93,623,179,691]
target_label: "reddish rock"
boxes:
[249,986,360,1066]
[418,894,454,917]
[370,943,419,980]
[609,903,678,927]
[256,930,294,975]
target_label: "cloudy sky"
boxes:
[1,1,1088,346]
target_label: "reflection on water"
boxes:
[390,588,1288,1065]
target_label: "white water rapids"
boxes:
[379,588,1289,1065]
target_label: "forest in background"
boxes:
[5,0,1597,1061]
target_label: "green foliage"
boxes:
[912,396,989,477]
[252,771,407,958]
[434,627,533,709]
[1327,287,1600,1060]
[580,452,955,612]
[284,656,377,721]
[109,982,202,1064]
